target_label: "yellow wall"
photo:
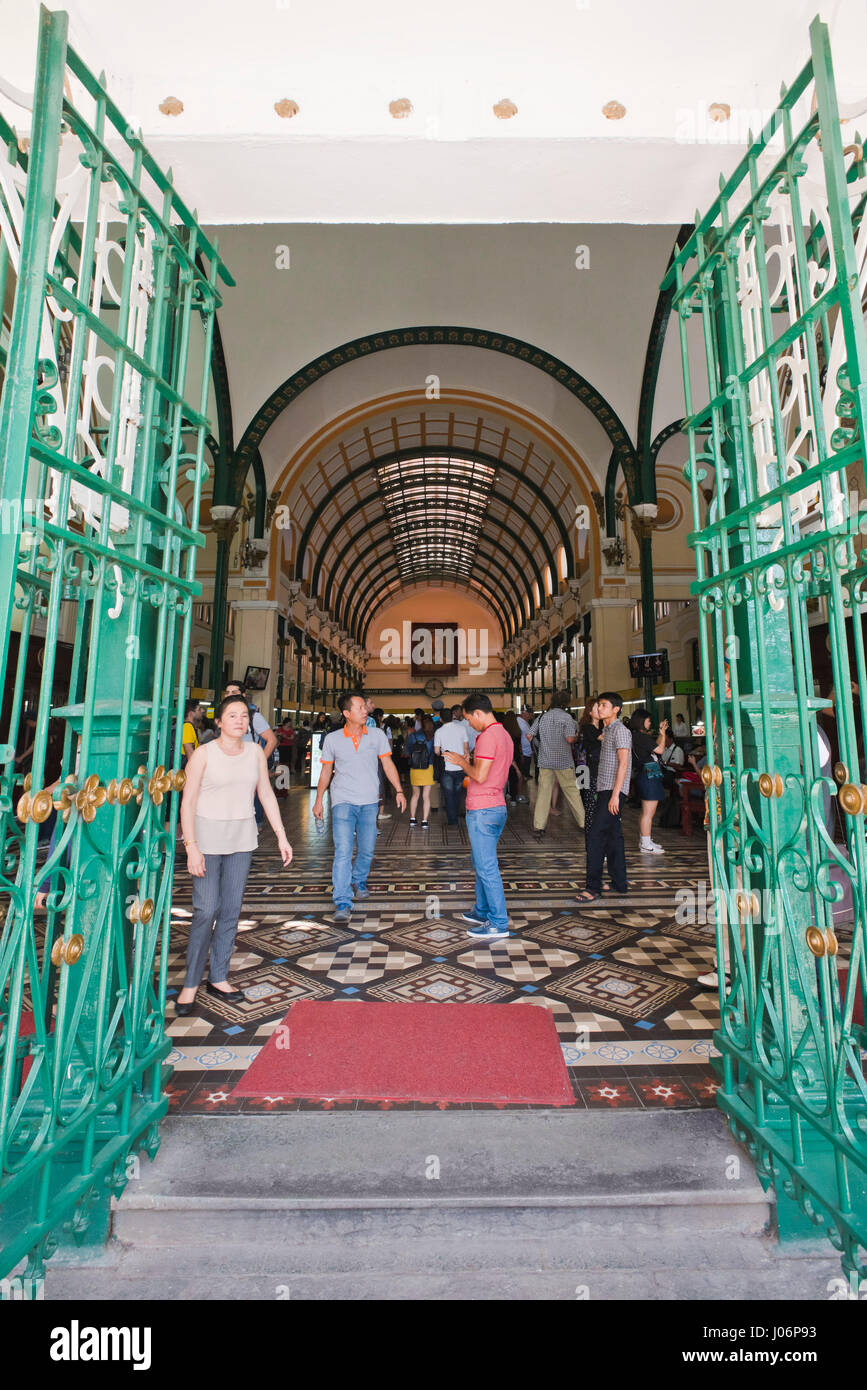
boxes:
[363,588,503,712]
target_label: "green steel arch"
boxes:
[602,224,693,530]
[603,417,686,534]
[233,325,638,500]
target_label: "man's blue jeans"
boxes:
[466,805,509,930]
[331,801,379,909]
[441,769,464,824]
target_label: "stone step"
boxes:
[116,1108,767,1196]
[112,1194,771,1247]
[44,1253,844,1302]
[109,1108,772,1240]
[36,1109,845,1300]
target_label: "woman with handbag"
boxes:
[406,715,436,828]
[627,707,668,854]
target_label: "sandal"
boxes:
[575,890,599,902]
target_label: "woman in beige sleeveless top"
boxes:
[175,694,292,1015]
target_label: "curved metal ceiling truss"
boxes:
[345,533,526,642]
[355,561,516,650]
[318,484,555,625]
[296,446,573,646]
[324,508,545,636]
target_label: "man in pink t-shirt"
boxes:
[443,695,514,938]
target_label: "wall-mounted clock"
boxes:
[423,677,444,698]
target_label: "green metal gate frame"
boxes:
[664,15,867,1274]
[0,6,231,1288]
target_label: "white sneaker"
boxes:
[377,810,392,820]
[639,840,664,853]
[697,970,731,988]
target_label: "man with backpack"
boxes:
[529,691,585,837]
[406,715,436,827]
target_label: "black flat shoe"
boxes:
[175,998,196,1016]
[206,981,245,1003]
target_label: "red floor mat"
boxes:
[232,1000,575,1106]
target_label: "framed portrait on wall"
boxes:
[409,623,459,678]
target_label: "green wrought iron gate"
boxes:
[0,7,230,1288]
[665,16,867,1274]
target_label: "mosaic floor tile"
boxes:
[191,964,334,1026]
[579,1079,641,1108]
[457,939,581,983]
[295,940,422,983]
[508,995,627,1038]
[651,917,719,946]
[529,919,636,953]
[381,918,475,956]
[554,960,687,1021]
[249,921,354,959]
[367,962,513,1004]
[633,1076,695,1108]
[613,934,716,979]
[664,992,722,1031]
[159,790,721,1109]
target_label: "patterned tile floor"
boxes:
[162,783,727,1113]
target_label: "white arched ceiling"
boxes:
[247,341,625,502]
[203,223,678,443]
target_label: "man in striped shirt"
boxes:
[576,691,631,902]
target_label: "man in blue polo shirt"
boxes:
[313,691,406,922]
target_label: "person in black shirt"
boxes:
[577,700,602,833]
[628,707,668,854]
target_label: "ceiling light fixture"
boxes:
[708,102,731,122]
[493,98,518,120]
[389,98,413,119]
[158,96,184,116]
[602,100,626,120]
[274,98,300,119]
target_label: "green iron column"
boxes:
[208,509,237,695]
[293,630,303,720]
[275,624,286,722]
[308,637,319,710]
[633,510,658,718]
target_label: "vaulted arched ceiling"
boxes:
[270,399,598,647]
